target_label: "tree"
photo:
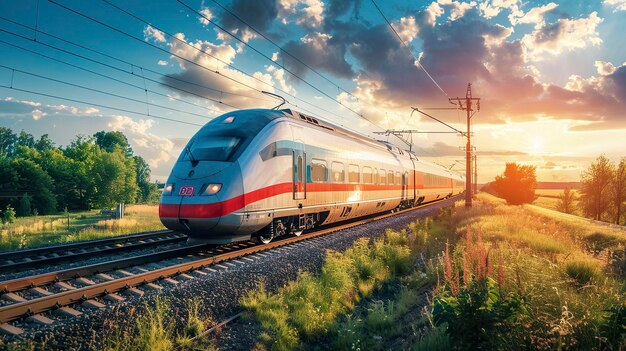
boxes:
[580,155,614,221]
[2,205,16,225]
[11,159,57,214]
[18,193,31,217]
[0,127,17,155]
[16,131,35,148]
[134,156,156,202]
[611,158,626,224]
[34,134,55,152]
[556,188,578,214]
[492,163,537,205]
[94,131,132,156]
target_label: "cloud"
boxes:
[108,115,175,169]
[281,32,355,79]
[31,109,47,120]
[509,2,558,26]
[604,0,626,11]
[522,11,603,60]
[157,60,168,66]
[477,0,522,20]
[143,25,166,43]
[280,0,325,28]
[438,0,477,21]
[219,0,278,42]
[160,32,287,109]
[198,7,213,26]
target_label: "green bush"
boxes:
[564,259,600,285]
[432,278,527,350]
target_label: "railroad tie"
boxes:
[82,299,106,309]
[103,293,125,303]
[0,323,24,336]
[55,306,82,318]
[27,314,54,325]
[2,293,27,303]
[125,287,145,297]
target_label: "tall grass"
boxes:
[0,205,165,251]
[241,229,416,350]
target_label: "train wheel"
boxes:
[256,231,274,244]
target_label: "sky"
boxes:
[0,0,625,183]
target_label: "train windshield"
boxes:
[182,137,241,162]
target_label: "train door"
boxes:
[291,126,306,200]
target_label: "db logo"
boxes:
[178,186,195,196]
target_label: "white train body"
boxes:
[159,109,464,243]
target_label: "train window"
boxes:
[348,164,360,183]
[379,169,386,185]
[184,137,241,162]
[396,171,401,185]
[331,162,345,183]
[311,159,327,182]
[373,168,379,184]
[387,171,394,185]
[362,166,373,183]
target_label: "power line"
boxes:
[0,38,225,115]
[369,0,449,98]
[0,64,213,120]
[174,0,367,120]
[44,0,350,125]
[0,83,202,127]
[0,16,274,104]
[208,0,357,100]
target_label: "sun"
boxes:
[530,137,544,155]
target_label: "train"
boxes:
[159,108,465,244]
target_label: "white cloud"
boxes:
[143,25,166,43]
[509,2,558,27]
[84,107,100,114]
[279,0,325,28]
[604,0,626,11]
[595,60,617,76]
[157,60,168,66]
[521,12,603,61]
[271,52,279,61]
[438,0,477,21]
[108,115,175,169]
[2,97,41,107]
[198,7,213,25]
[393,16,418,43]
[31,109,46,120]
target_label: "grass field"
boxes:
[533,188,583,216]
[236,193,625,350]
[0,205,165,251]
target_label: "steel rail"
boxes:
[0,231,186,272]
[0,197,458,324]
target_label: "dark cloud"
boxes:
[220,0,279,34]
[281,32,356,79]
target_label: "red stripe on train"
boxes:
[159,182,454,219]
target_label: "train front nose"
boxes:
[159,162,246,243]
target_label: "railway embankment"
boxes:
[215,193,625,351]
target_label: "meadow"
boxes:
[532,188,582,215]
[0,205,165,251]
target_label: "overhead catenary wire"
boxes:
[0,84,202,126]
[176,1,392,134]
[0,63,213,120]
[207,0,358,101]
[0,38,226,115]
[369,0,449,98]
[43,0,350,125]
[0,18,250,109]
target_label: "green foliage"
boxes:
[556,188,578,214]
[564,259,600,285]
[493,162,537,205]
[600,303,626,349]
[580,154,614,221]
[0,128,154,216]
[411,324,451,351]
[18,193,31,217]
[432,277,527,350]
[2,205,16,225]
[242,230,415,350]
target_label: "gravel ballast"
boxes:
[1,198,457,350]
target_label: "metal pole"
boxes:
[473,155,477,195]
[465,89,472,208]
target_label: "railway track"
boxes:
[0,230,186,272]
[0,197,458,336]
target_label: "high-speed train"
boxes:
[159,108,464,244]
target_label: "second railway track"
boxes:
[0,197,458,336]
[0,230,186,272]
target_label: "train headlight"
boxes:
[202,183,222,196]
[163,183,175,196]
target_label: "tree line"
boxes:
[0,127,159,217]
[483,156,626,226]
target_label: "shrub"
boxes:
[564,259,600,285]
